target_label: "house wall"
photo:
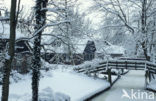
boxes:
[83,53,95,61]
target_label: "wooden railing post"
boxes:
[149,71,151,82]
[145,70,148,88]
[147,63,151,82]
[145,63,148,88]
[94,72,97,79]
[125,61,127,69]
[108,68,112,86]
[135,62,137,70]
[106,59,109,68]
[121,68,124,74]
[116,61,118,69]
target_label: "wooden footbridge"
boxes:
[74,58,156,87]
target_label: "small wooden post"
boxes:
[94,72,97,79]
[121,68,124,74]
[145,62,148,88]
[149,71,151,82]
[125,61,127,69]
[116,61,118,69]
[135,62,137,70]
[145,70,148,88]
[108,68,112,86]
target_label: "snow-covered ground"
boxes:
[147,80,156,91]
[91,70,156,101]
[147,74,156,91]
[0,64,112,101]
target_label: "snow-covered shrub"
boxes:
[39,87,54,101]
[39,87,70,101]
[41,58,58,70]
[14,87,70,101]
[147,74,156,91]
[75,58,103,70]
[8,70,31,84]
[40,70,53,78]
[55,92,70,101]
[10,71,23,83]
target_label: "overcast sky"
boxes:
[1,0,102,28]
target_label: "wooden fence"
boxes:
[74,59,156,86]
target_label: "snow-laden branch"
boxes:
[41,34,69,46]
[33,20,70,36]
[41,7,66,18]
[0,17,9,21]
[41,7,65,12]
[94,0,135,34]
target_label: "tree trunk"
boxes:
[32,0,48,101]
[64,0,73,64]
[1,0,17,101]
[142,41,150,61]
[141,0,150,61]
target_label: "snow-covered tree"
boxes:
[91,0,156,61]
[45,0,92,64]
[32,0,48,101]
[1,0,18,101]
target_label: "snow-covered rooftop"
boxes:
[0,23,31,39]
[40,37,125,55]
[94,40,125,54]
[0,23,125,55]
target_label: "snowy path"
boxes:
[91,70,156,101]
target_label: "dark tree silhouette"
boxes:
[1,0,17,101]
[32,0,48,101]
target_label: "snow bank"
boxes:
[39,70,110,101]
[7,87,70,101]
[147,80,156,91]
[0,70,31,85]
[39,87,70,101]
[147,74,156,91]
[75,58,103,69]
[0,67,110,101]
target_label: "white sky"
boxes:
[0,0,103,39]
[2,0,35,15]
[1,0,102,26]
[3,0,35,9]
[77,0,103,28]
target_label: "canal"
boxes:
[91,70,156,101]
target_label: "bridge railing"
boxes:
[146,62,156,73]
[100,60,146,70]
[74,59,156,86]
[75,59,156,74]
